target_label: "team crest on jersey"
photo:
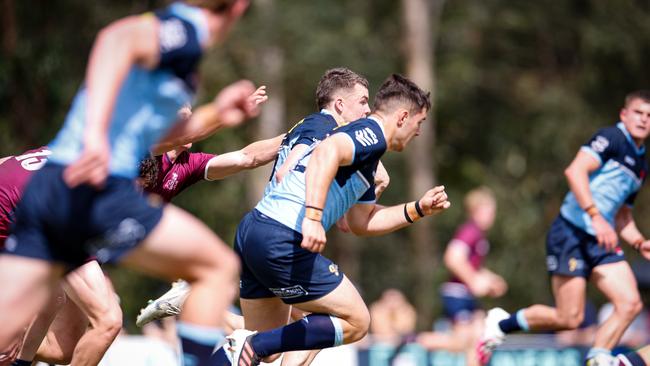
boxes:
[355,128,379,147]
[329,263,340,276]
[590,136,609,153]
[159,18,187,52]
[624,155,636,166]
[164,172,179,191]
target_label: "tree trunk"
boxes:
[245,0,286,206]
[401,0,446,330]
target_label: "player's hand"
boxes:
[468,273,492,297]
[418,185,451,216]
[487,273,508,298]
[245,85,268,118]
[64,135,110,189]
[638,240,650,261]
[592,214,618,252]
[374,163,390,199]
[301,218,327,253]
[212,80,258,128]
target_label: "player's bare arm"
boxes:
[345,185,449,237]
[152,82,264,154]
[564,150,618,251]
[275,144,310,183]
[301,134,355,253]
[65,15,159,188]
[615,206,649,258]
[205,134,284,180]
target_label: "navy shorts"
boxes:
[235,209,344,304]
[546,215,624,278]
[2,164,164,269]
[440,283,479,323]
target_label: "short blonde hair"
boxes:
[464,186,496,214]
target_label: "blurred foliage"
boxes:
[2,0,650,332]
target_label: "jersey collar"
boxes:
[169,2,209,47]
[617,122,646,155]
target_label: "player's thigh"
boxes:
[551,275,587,320]
[240,297,291,331]
[119,204,237,282]
[62,260,121,323]
[591,261,641,307]
[293,276,369,325]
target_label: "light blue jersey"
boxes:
[48,2,208,179]
[256,118,386,232]
[560,123,647,235]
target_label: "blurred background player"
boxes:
[369,288,417,345]
[224,74,450,366]
[479,90,650,366]
[417,187,507,366]
[0,1,261,366]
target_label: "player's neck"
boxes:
[370,113,395,150]
[166,151,179,163]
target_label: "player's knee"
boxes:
[97,302,123,339]
[558,309,583,329]
[616,296,642,321]
[346,307,371,343]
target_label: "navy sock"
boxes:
[251,314,343,358]
[498,310,528,333]
[11,360,32,366]
[177,321,225,366]
[209,347,231,366]
[620,352,646,366]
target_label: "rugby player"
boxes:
[418,187,507,366]
[0,1,259,365]
[223,74,450,366]
[478,90,650,366]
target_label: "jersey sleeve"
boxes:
[188,152,216,182]
[451,223,480,248]
[154,11,204,88]
[357,185,377,204]
[580,127,622,166]
[337,121,387,166]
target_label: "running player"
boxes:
[224,74,450,366]
[478,90,650,366]
[417,187,507,366]
[0,2,257,365]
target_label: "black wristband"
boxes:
[414,200,425,217]
[404,203,414,223]
[305,205,323,211]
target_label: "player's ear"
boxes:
[396,109,409,127]
[334,98,344,115]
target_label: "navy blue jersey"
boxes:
[561,123,647,235]
[263,111,338,196]
[257,117,387,232]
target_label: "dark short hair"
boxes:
[625,90,650,107]
[139,157,160,191]
[184,0,237,13]
[372,74,431,115]
[315,68,369,110]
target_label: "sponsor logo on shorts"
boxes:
[546,255,558,271]
[87,218,147,263]
[568,257,584,272]
[4,235,17,252]
[269,285,309,299]
[329,263,340,276]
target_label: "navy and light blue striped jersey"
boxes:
[48,2,207,178]
[263,110,338,196]
[257,117,387,233]
[560,122,647,235]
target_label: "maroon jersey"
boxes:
[146,150,215,202]
[447,220,490,285]
[0,147,51,247]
